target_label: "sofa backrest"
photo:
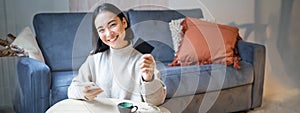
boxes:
[33,13,93,71]
[33,9,203,71]
[128,9,203,63]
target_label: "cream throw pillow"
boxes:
[12,27,45,63]
[169,18,184,53]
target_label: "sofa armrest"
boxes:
[237,40,266,109]
[15,57,51,113]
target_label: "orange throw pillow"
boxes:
[168,17,242,69]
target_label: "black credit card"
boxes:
[133,38,154,54]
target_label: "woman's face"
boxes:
[94,11,128,49]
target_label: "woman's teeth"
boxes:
[109,35,118,42]
[109,38,116,42]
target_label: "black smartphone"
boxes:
[133,38,154,54]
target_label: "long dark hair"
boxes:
[92,3,132,54]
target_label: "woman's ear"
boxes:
[122,17,128,28]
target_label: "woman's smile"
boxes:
[108,35,118,43]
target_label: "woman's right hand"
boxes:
[83,86,103,101]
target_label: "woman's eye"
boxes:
[98,29,104,33]
[110,23,116,27]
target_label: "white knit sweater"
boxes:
[68,44,166,106]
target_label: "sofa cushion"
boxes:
[128,9,203,63]
[157,61,253,98]
[169,17,242,69]
[33,13,92,71]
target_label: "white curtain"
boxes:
[0,57,19,110]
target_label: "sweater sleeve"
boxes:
[67,55,94,100]
[140,68,167,106]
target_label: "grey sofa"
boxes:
[15,8,265,113]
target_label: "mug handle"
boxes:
[131,106,138,112]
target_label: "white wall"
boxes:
[0,0,69,39]
[169,0,254,23]
[256,0,300,88]
[0,0,7,39]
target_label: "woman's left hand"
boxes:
[140,54,155,82]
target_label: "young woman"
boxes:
[67,3,166,106]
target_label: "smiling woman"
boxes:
[67,3,166,106]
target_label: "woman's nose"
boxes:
[105,29,113,38]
